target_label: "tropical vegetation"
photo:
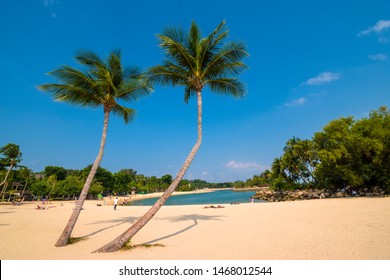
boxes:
[2,19,389,255]
[94,20,248,252]
[38,49,152,247]
[0,163,231,200]
[243,106,390,194]
[0,143,22,201]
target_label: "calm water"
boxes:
[126,189,267,206]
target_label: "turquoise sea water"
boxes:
[126,189,267,206]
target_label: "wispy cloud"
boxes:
[368,53,388,61]
[303,72,340,86]
[284,97,306,107]
[225,160,262,170]
[43,0,60,6]
[42,0,60,18]
[358,20,390,42]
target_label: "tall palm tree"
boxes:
[95,20,248,253]
[39,49,152,247]
[19,167,31,200]
[0,143,22,201]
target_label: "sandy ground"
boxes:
[0,196,389,260]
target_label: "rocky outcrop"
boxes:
[253,186,387,202]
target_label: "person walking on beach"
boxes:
[114,197,119,210]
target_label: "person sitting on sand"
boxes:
[204,205,225,209]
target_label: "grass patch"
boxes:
[121,240,164,251]
[68,236,88,244]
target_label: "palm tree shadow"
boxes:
[80,216,138,238]
[142,214,225,245]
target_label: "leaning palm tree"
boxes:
[95,20,248,253]
[39,49,152,247]
[0,143,22,201]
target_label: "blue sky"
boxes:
[1,0,390,182]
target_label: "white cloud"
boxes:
[358,20,390,42]
[284,97,306,107]
[359,20,390,36]
[368,54,388,61]
[303,72,340,85]
[225,160,262,170]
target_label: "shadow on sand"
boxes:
[80,216,139,238]
[142,214,225,245]
[80,214,225,249]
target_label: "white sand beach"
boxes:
[1,196,389,260]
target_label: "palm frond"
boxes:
[184,86,197,103]
[111,104,136,124]
[202,42,248,79]
[117,79,153,102]
[207,78,246,98]
[123,66,144,79]
[147,64,189,87]
[204,61,248,80]
[39,83,102,107]
[75,50,106,69]
[199,20,228,70]
[40,49,150,123]
[107,49,123,86]
[157,33,196,74]
[151,20,248,100]
[188,21,201,63]
[46,66,97,90]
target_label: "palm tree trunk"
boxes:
[20,180,28,199]
[55,110,110,247]
[0,162,14,203]
[94,91,203,253]
[46,185,55,201]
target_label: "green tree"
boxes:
[44,166,67,181]
[30,180,50,198]
[39,49,152,247]
[81,165,114,194]
[113,169,137,194]
[46,174,58,200]
[314,117,358,187]
[18,167,31,199]
[314,107,390,189]
[161,174,173,185]
[89,181,104,198]
[0,144,22,200]
[96,20,248,252]
[55,175,83,199]
[280,137,318,186]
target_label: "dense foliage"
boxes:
[244,106,390,192]
[1,161,232,201]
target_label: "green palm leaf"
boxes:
[39,49,152,121]
[148,20,248,101]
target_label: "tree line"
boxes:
[242,106,390,193]
[0,162,233,201]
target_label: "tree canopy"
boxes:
[244,106,390,192]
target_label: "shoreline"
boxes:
[102,188,218,205]
[1,196,389,260]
